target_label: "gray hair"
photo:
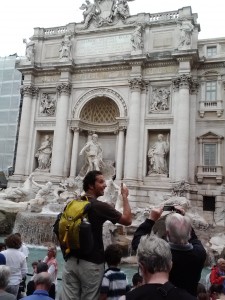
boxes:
[165,213,192,244]
[137,235,172,274]
[0,265,10,289]
[34,272,52,290]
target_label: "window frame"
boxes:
[205,81,217,101]
[206,46,217,57]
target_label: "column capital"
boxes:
[129,77,148,91]
[70,127,80,133]
[57,82,72,96]
[172,74,199,93]
[21,84,39,97]
[114,126,127,134]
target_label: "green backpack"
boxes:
[53,197,94,259]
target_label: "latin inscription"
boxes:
[143,66,178,75]
[75,34,131,57]
[74,70,130,80]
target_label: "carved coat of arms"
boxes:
[80,0,134,29]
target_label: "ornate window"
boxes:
[206,81,216,101]
[80,97,119,124]
[199,72,223,118]
[197,132,223,184]
[206,46,217,57]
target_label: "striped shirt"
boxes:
[100,267,130,300]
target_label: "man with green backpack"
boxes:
[61,170,132,300]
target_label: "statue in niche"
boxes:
[178,19,194,50]
[150,88,170,112]
[35,135,52,171]
[80,0,97,27]
[131,25,143,51]
[148,133,170,175]
[79,133,103,174]
[59,35,72,59]
[23,38,35,62]
[40,94,56,116]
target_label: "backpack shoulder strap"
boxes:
[157,281,175,297]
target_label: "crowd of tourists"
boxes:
[0,234,58,300]
[1,170,225,299]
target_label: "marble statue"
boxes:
[59,35,72,59]
[35,135,52,171]
[1,174,33,202]
[79,134,103,174]
[131,25,143,51]
[23,38,35,62]
[150,88,170,112]
[171,180,190,197]
[115,0,130,19]
[80,0,97,27]
[40,94,56,116]
[29,178,53,212]
[32,180,53,200]
[178,19,194,50]
[103,179,120,207]
[148,134,170,175]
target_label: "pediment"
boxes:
[198,131,223,140]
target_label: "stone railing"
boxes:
[149,11,179,22]
[199,100,223,117]
[197,165,223,184]
[44,26,68,36]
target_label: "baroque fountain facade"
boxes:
[1,1,225,257]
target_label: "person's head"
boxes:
[5,233,22,249]
[209,284,223,298]
[0,265,10,290]
[165,213,192,245]
[32,261,38,274]
[105,244,123,267]
[217,258,225,271]
[137,235,172,282]
[132,272,143,288]
[0,243,6,252]
[36,262,48,274]
[197,282,209,300]
[47,244,57,259]
[83,170,106,196]
[34,272,52,291]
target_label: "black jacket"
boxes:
[132,218,206,296]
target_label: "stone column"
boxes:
[218,138,221,165]
[70,127,80,178]
[138,82,148,180]
[124,78,146,180]
[51,82,71,176]
[116,127,126,180]
[199,138,203,165]
[173,74,197,181]
[14,85,39,175]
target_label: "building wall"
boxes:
[10,5,225,223]
[0,55,22,175]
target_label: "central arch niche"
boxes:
[80,96,120,125]
[77,96,120,176]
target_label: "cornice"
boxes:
[74,65,131,74]
[198,62,225,69]
[145,61,177,68]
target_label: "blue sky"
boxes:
[0,0,224,57]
